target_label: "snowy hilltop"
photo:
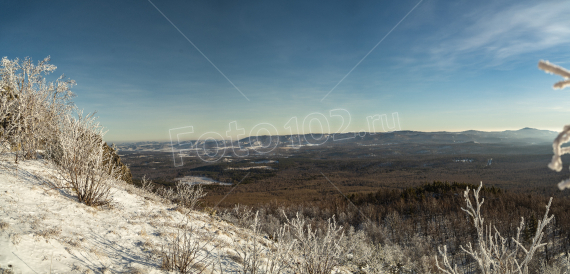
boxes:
[0,156,273,273]
[0,156,364,274]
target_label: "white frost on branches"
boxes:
[174,181,206,210]
[548,125,570,190]
[539,60,570,189]
[1,56,123,206]
[54,110,119,207]
[436,182,554,274]
[539,60,570,90]
[0,56,75,161]
[285,212,345,274]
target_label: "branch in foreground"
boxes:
[538,60,570,90]
[539,60,570,189]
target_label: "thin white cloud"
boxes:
[428,1,570,67]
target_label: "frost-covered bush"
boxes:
[54,111,119,207]
[156,186,176,205]
[174,181,206,210]
[0,56,75,162]
[231,211,267,274]
[0,87,16,155]
[229,211,296,274]
[220,204,257,229]
[153,182,207,211]
[160,224,211,274]
[140,175,155,193]
[285,212,345,274]
[0,56,137,207]
[436,182,554,274]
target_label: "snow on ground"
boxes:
[0,157,274,274]
[174,176,232,186]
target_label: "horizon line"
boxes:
[105,127,560,143]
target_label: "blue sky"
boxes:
[2,0,570,142]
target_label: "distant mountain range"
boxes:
[335,127,559,146]
[115,128,559,152]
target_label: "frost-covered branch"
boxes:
[284,212,345,274]
[436,245,458,274]
[0,56,75,162]
[539,60,570,189]
[0,86,16,155]
[160,221,213,274]
[175,181,206,210]
[54,110,118,207]
[539,60,570,90]
[228,211,295,274]
[436,182,554,274]
[140,175,155,193]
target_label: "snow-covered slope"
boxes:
[0,157,271,274]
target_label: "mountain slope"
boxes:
[0,157,269,274]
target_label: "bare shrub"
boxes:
[227,211,295,274]
[232,211,265,274]
[538,255,570,274]
[340,226,376,271]
[222,204,255,227]
[285,212,345,274]
[54,111,119,207]
[263,221,296,274]
[436,182,554,274]
[160,224,212,274]
[157,186,176,204]
[0,55,127,207]
[140,175,154,193]
[174,181,206,210]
